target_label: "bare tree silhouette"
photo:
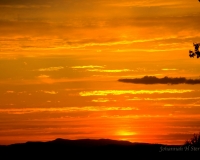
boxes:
[185,132,200,146]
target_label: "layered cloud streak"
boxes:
[119,76,200,85]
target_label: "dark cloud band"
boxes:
[118,76,200,85]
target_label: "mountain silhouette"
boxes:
[0,138,190,158]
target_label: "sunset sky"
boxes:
[1,0,200,145]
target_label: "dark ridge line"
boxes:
[0,138,166,147]
[0,138,194,157]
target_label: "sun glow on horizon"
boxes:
[116,130,137,136]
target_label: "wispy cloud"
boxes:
[87,69,132,73]
[92,98,117,103]
[0,106,139,114]
[161,69,178,71]
[118,76,200,85]
[6,91,14,94]
[107,1,181,8]
[164,104,174,107]
[67,36,180,49]
[71,65,105,69]
[41,90,58,94]
[37,74,50,78]
[0,20,199,55]
[127,97,200,101]
[36,66,64,72]
[79,89,193,96]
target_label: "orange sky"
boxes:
[0,0,200,57]
[0,0,200,145]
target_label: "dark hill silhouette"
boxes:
[0,138,195,158]
[1,138,163,150]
